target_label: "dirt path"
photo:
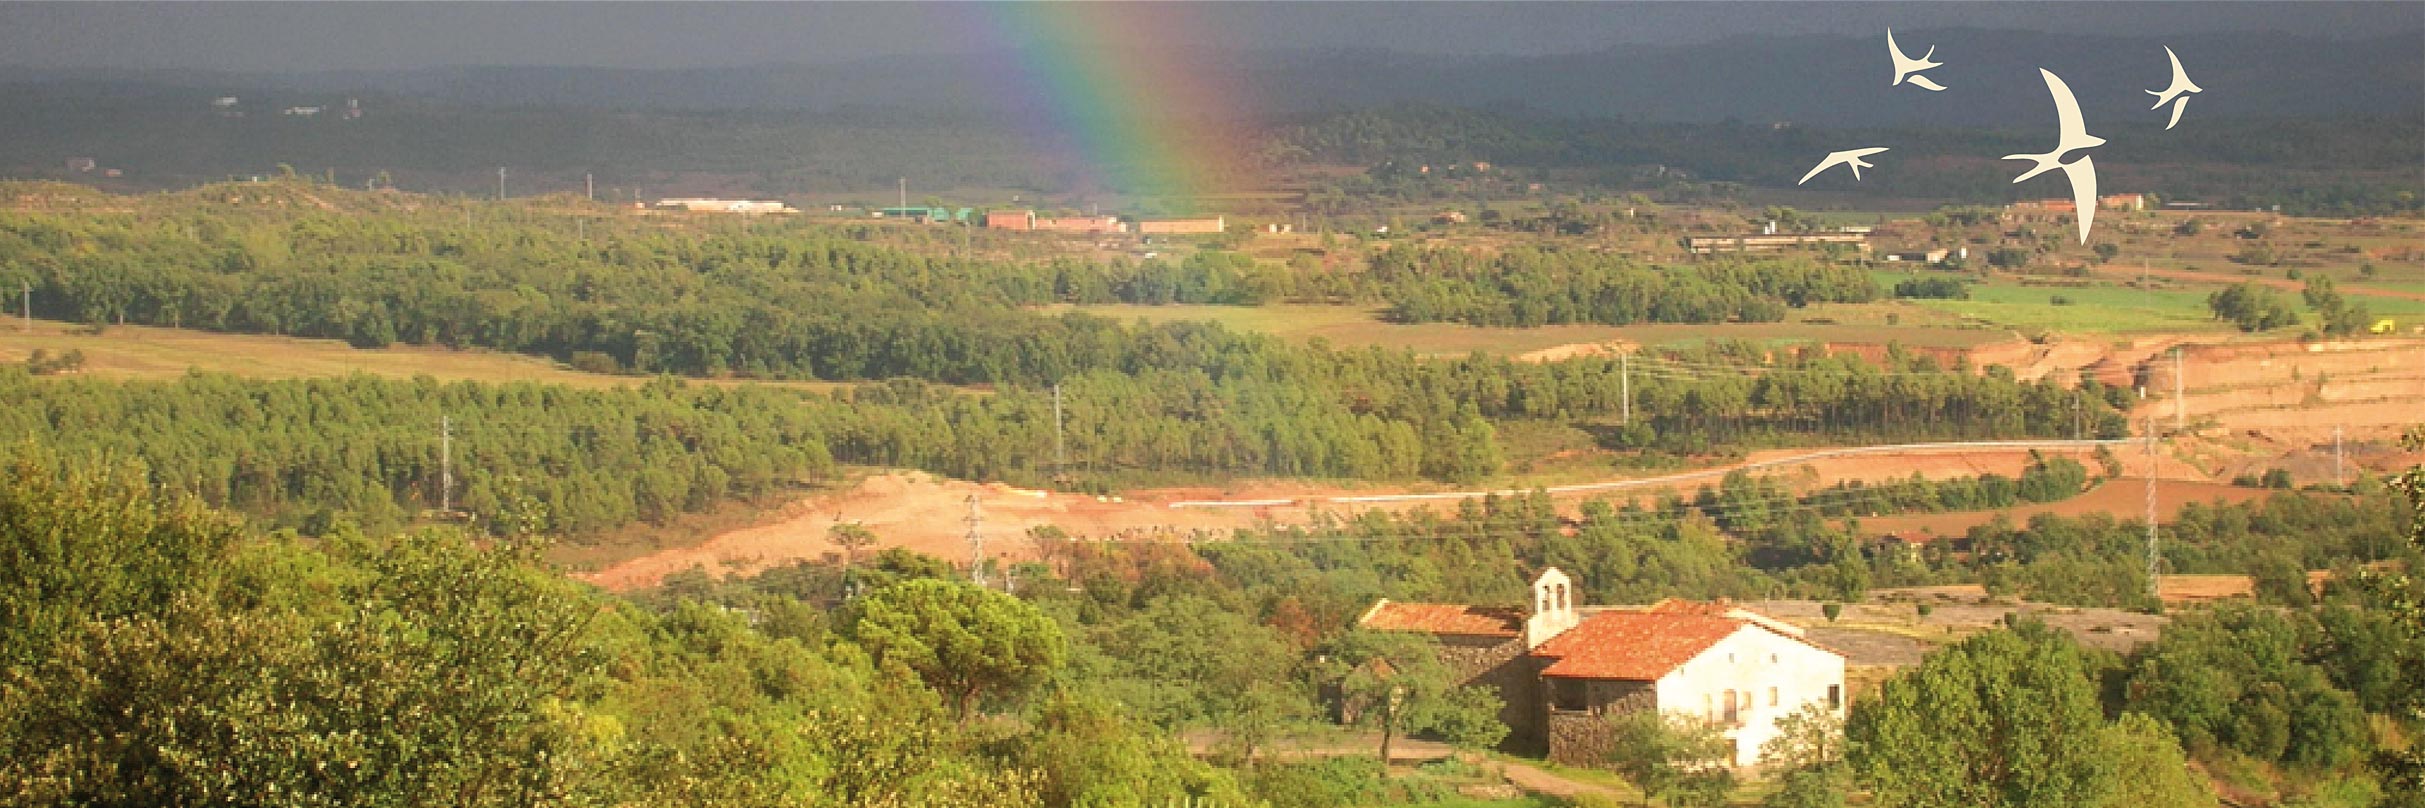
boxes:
[1494,760,1623,800]
[584,440,2134,591]
[1850,479,2271,541]
[1179,731,1623,801]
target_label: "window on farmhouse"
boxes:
[1769,686,1779,707]
[1552,679,1588,712]
[1723,689,1740,725]
[1828,685,1843,710]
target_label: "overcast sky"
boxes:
[1,2,2417,74]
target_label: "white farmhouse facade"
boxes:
[1638,619,1846,765]
[1359,569,1846,767]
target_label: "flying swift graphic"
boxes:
[2003,69,2106,245]
[1799,147,1891,185]
[1887,30,1947,92]
[2146,46,2204,130]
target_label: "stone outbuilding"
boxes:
[1357,569,1845,766]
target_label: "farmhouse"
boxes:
[2007,198,2077,213]
[984,209,1037,231]
[2099,193,2147,211]
[1033,215,1126,234]
[1881,247,1964,265]
[1137,216,1226,235]
[652,198,798,215]
[1684,232,1868,255]
[1358,569,1846,766]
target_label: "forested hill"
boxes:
[17,29,2415,125]
[1,28,2416,198]
[0,183,2129,537]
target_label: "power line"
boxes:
[439,414,454,516]
[965,493,986,587]
[2145,414,2160,601]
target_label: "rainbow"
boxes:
[955,3,1260,205]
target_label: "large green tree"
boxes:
[1846,621,2117,808]
[0,447,242,667]
[1601,709,1738,808]
[843,578,1065,719]
[2371,426,2425,799]
[1328,629,1507,766]
[2123,603,2371,769]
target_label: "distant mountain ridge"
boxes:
[5,29,2413,127]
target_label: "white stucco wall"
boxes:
[1651,625,1846,766]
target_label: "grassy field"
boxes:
[1901,277,2232,335]
[1055,303,2007,354]
[0,319,854,392]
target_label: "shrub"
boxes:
[1822,603,1843,622]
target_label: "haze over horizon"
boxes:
[1,1,2418,74]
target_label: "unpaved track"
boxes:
[585,440,2135,591]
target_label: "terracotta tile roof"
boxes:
[1358,600,1523,638]
[1532,612,1746,681]
[1645,598,1736,616]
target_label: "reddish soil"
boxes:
[587,442,2126,591]
[587,333,2423,592]
[1851,480,2272,541]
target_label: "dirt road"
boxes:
[585,440,2135,591]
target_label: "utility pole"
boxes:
[497,167,507,201]
[2334,425,2346,488]
[964,494,985,587]
[1620,353,1632,426]
[2173,347,2185,433]
[439,415,454,516]
[2145,414,2160,601]
[19,281,29,333]
[898,177,907,211]
[585,172,594,202]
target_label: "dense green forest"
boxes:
[0,184,2132,539]
[1369,246,1878,327]
[11,439,2418,806]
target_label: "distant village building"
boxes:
[282,106,323,117]
[2099,193,2146,211]
[984,210,1038,231]
[1032,215,1126,234]
[1882,247,1963,265]
[1434,210,1469,224]
[2007,199,2076,213]
[1136,216,1225,235]
[875,207,970,223]
[651,198,798,215]
[64,157,96,173]
[1357,569,1847,766]
[1685,232,1869,255]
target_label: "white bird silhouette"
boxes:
[1799,147,1891,185]
[2003,69,2105,244]
[2146,46,2203,130]
[1887,30,1947,92]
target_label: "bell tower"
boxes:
[1524,567,1578,648]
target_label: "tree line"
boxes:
[1369,245,1879,327]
